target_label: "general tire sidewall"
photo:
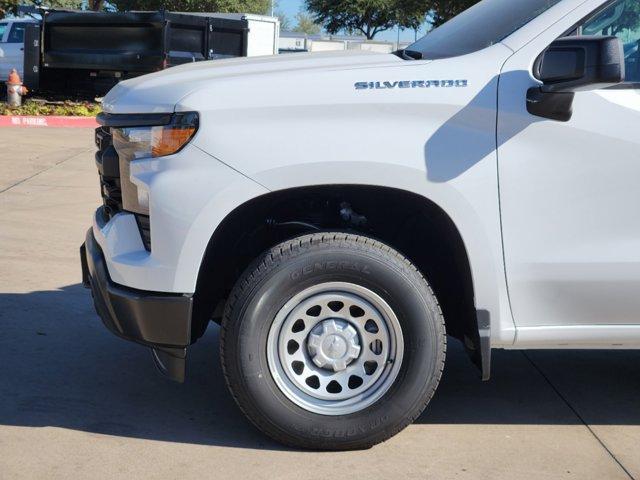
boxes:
[225,242,444,448]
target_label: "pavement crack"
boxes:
[522,352,636,480]
[0,148,92,195]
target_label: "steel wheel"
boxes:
[267,282,404,415]
[222,233,446,449]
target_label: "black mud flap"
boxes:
[476,310,491,381]
[465,309,492,381]
[151,346,187,383]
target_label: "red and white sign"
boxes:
[0,115,98,128]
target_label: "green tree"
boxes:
[305,0,428,40]
[270,1,291,31]
[1,0,81,19]
[88,0,105,10]
[598,1,640,37]
[110,0,269,14]
[276,12,290,30]
[293,11,320,35]
[426,0,476,27]
[0,0,17,19]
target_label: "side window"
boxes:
[7,24,26,44]
[0,23,7,42]
[578,0,640,83]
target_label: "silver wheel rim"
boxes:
[267,282,404,416]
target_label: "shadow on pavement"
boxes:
[0,285,638,450]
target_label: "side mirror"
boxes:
[527,36,625,121]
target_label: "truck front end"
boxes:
[80,93,268,381]
[82,112,199,381]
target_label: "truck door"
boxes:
[0,22,10,79]
[2,22,26,78]
[498,0,640,336]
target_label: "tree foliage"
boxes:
[587,0,640,37]
[293,11,321,35]
[304,0,487,39]
[426,0,476,27]
[270,0,291,30]
[305,0,428,39]
[109,0,269,14]
[275,10,291,30]
[0,0,17,19]
[0,0,81,19]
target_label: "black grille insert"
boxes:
[135,214,151,251]
[95,126,122,220]
[95,126,151,251]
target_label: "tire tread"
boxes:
[220,232,446,450]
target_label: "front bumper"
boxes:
[81,228,193,382]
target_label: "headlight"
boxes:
[111,112,198,215]
[112,112,199,160]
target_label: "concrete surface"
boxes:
[0,127,638,480]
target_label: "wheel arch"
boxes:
[192,183,493,379]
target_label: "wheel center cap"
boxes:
[307,319,361,372]
[323,335,348,359]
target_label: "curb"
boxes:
[0,115,98,128]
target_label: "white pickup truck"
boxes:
[0,19,36,80]
[81,0,640,450]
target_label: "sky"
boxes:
[273,0,430,43]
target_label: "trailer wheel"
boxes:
[220,233,446,450]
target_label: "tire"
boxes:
[220,233,446,450]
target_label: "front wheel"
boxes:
[220,233,446,450]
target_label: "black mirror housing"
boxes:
[535,36,625,92]
[528,36,625,122]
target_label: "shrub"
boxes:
[0,100,102,116]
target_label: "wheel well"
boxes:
[192,185,483,374]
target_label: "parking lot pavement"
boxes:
[0,127,638,480]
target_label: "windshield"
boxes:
[0,23,7,42]
[407,0,564,59]
[7,23,26,43]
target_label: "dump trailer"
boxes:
[25,10,278,97]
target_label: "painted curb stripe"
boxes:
[0,116,98,128]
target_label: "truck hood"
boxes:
[102,50,405,114]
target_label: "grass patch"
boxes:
[0,99,102,117]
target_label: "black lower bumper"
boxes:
[81,228,193,382]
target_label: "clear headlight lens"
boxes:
[112,112,198,215]
[112,112,198,160]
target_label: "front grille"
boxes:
[135,214,151,251]
[95,127,122,219]
[94,127,151,251]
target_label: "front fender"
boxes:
[250,161,515,346]
[183,43,516,344]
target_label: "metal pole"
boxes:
[271,0,274,16]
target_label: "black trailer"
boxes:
[26,10,252,97]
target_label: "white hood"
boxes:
[102,50,404,114]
